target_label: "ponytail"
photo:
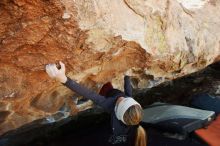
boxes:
[135,125,147,146]
[123,105,146,145]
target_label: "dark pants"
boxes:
[106,89,125,98]
[99,82,125,98]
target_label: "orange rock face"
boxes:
[0,0,219,135]
[0,0,151,134]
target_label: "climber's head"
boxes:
[115,97,143,125]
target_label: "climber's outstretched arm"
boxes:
[45,62,115,112]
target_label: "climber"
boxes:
[45,61,147,146]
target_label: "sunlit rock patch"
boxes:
[0,0,219,135]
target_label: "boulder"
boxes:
[0,0,219,135]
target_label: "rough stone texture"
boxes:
[0,0,219,135]
[134,61,220,107]
[0,61,219,146]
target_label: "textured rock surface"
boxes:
[0,0,219,135]
[1,61,219,146]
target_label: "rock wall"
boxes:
[0,0,219,135]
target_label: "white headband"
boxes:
[114,97,141,124]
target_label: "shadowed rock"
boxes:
[0,61,219,146]
[134,61,220,107]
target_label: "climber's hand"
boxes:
[124,69,133,76]
[45,61,67,83]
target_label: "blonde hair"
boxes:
[136,126,147,146]
[123,104,143,125]
[123,105,147,146]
